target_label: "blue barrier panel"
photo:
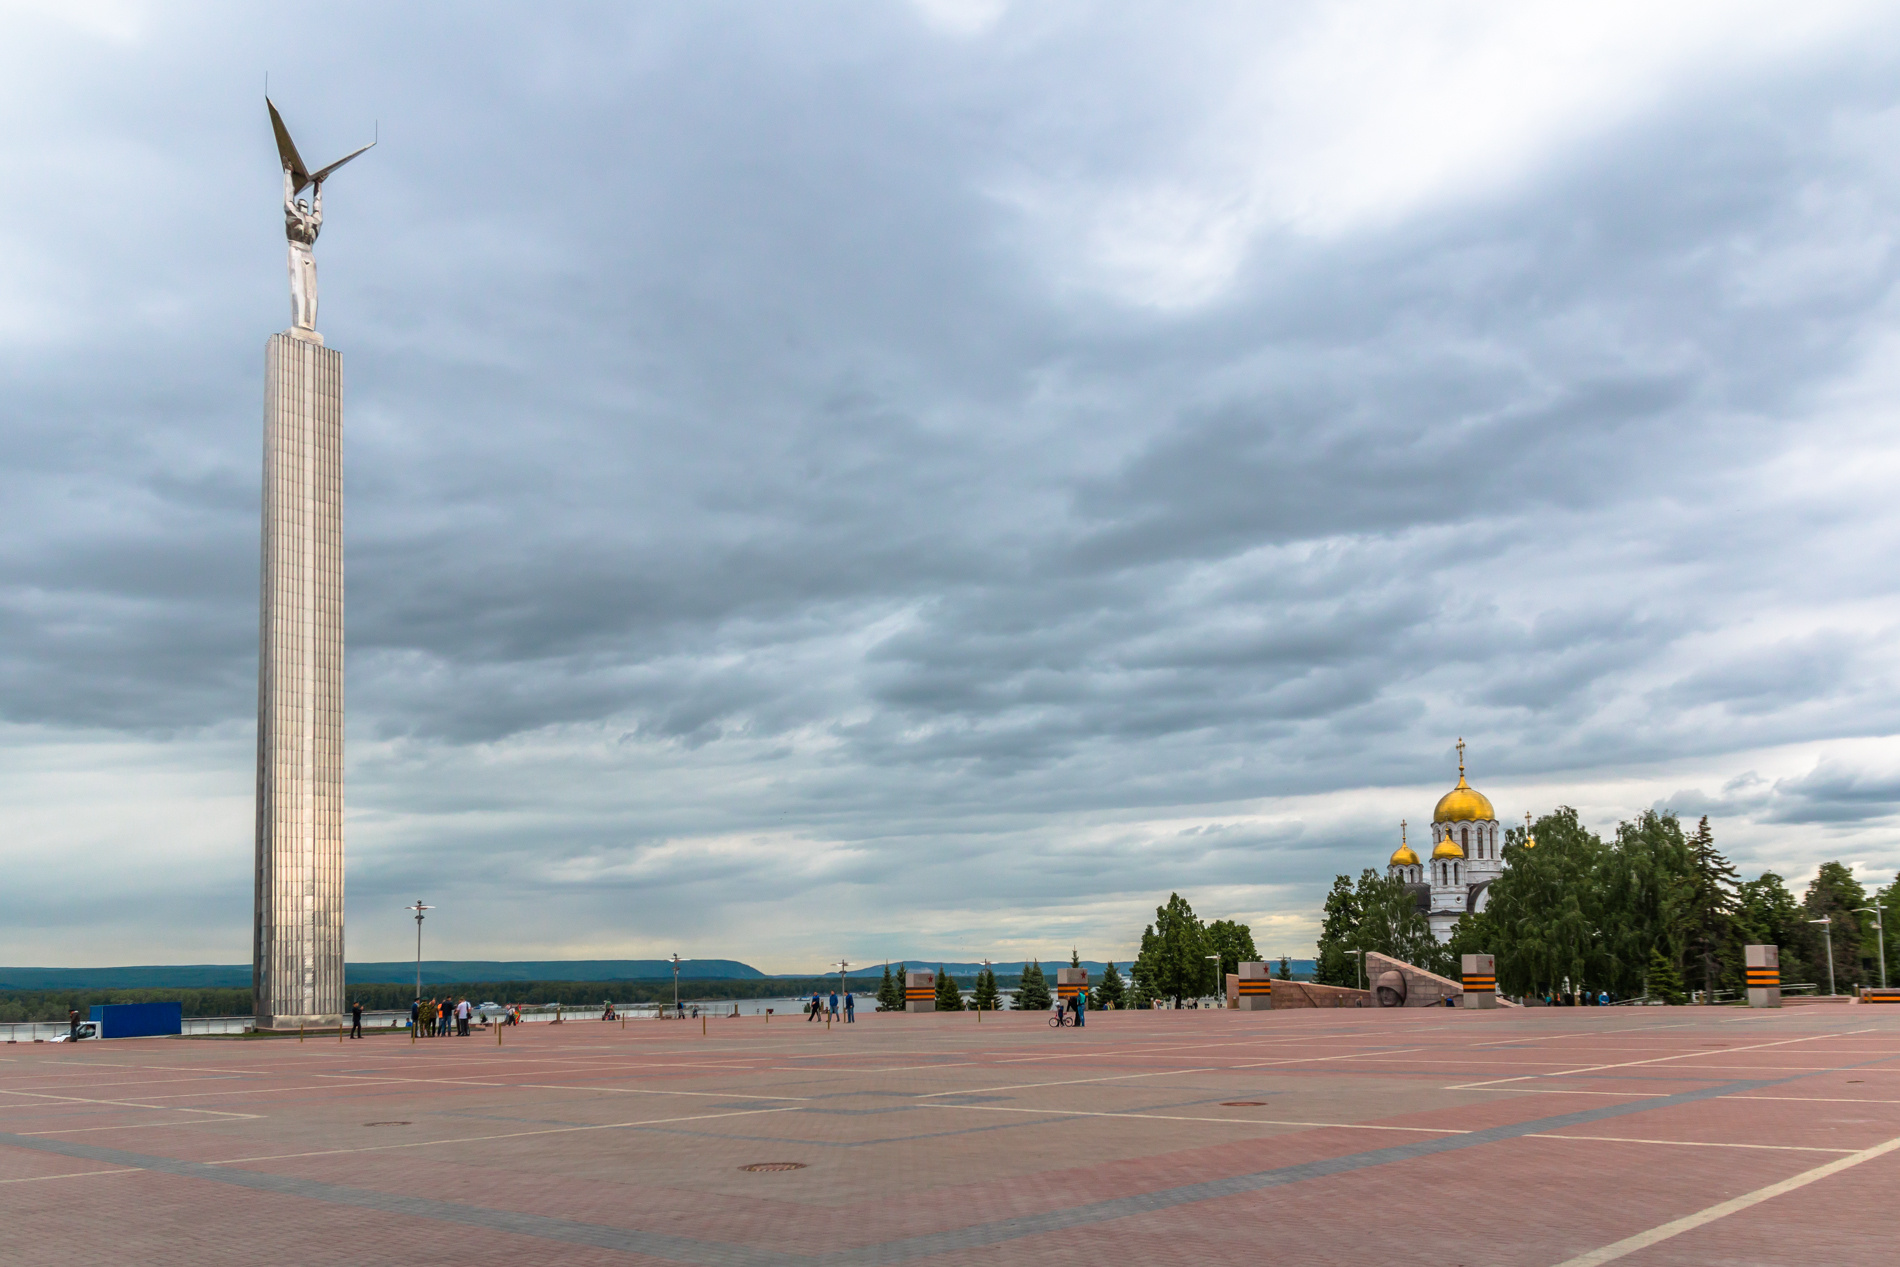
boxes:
[89,1002,183,1039]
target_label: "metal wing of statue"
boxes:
[308,140,375,188]
[269,97,375,192]
[268,97,310,190]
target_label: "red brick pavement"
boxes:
[1,1006,1895,1265]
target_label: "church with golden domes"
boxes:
[1386,739,1506,943]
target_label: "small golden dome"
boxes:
[1389,820,1418,867]
[1431,836,1465,861]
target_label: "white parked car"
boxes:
[51,1022,99,1042]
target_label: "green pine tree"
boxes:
[1684,816,1740,1000]
[1090,960,1127,1010]
[933,965,964,1011]
[1646,945,1687,1004]
[1276,955,1292,981]
[971,966,1000,1011]
[1313,875,1361,987]
[876,963,900,1012]
[1016,959,1052,1011]
[1071,948,1081,968]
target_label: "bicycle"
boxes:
[1048,1011,1073,1027]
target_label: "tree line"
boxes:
[1315,809,1898,1001]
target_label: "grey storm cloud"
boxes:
[5,3,1900,965]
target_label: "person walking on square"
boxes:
[68,1008,80,1040]
[457,998,471,1036]
[808,991,822,1022]
[350,1001,363,1039]
[1074,990,1086,1027]
[410,998,420,1031]
[829,990,840,1020]
[844,991,855,1023]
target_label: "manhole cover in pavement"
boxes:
[1221,1101,1267,1107]
[364,1121,412,1127]
[739,1162,807,1172]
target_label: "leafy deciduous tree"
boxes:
[1132,893,1209,1006]
[1804,862,1868,993]
[1205,918,1260,986]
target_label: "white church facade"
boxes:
[1386,740,1512,943]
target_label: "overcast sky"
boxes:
[5,2,1900,971]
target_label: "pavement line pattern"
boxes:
[918,1103,1471,1132]
[0,1072,1809,1265]
[1447,1030,1870,1090]
[205,1105,802,1164]
[1549,1132,1900,1267]
[0,1167,139,1185]
[915,1045,1426,1098]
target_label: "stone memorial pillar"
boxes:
[1056,967,1089,1008]
[1461,954,1497,1009]
[905,970,936,1013]
[1235,962,1273,1011]
[1745,945,1780,1008]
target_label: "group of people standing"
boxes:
[808,990,855,1022]
[409,997,475,1036]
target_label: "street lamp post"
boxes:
[406,901,432,1001]
[836,959,850,1008]
[671,953,682,1018]
[1344,950,1363,992]
[1810,918,1835,996]
[1855,907,1887,989]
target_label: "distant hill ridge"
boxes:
[0,957,1318,991]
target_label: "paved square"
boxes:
[1,1004,1894,1265]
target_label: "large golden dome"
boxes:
[1432,741,1495,822]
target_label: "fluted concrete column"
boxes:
[254,330,345,1030]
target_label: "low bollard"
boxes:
[299,1024,304,1043]
[1461,954,1498,1009]
[1746,945,1781,1008]
[1235,962,1272,1011]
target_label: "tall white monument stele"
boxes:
[254,100,371,1029]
